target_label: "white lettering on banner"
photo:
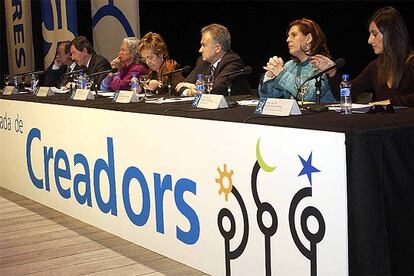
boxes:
[12,1,26,68]
[0,100,349,275]
[5,0,34,73]
[25,128,200,245]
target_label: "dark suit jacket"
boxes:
[184,50,251,95]
[43,64,68,88]
[85,54,111,88]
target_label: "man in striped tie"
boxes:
[176,23,251,96]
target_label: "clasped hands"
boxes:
[263,54,337,78]
[263,56,284,78]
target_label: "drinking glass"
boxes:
[205,75,214,94]
[30,74,39,94]
[12,76,20,89]
[3,75,10,87]
[295,76,308,108]
[85,76,94,91]
[139,75,150,99]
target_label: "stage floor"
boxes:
[0,187,206,276]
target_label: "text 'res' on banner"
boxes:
[91,0,140,62]
[4,0,35,75]
[40,0,78,70]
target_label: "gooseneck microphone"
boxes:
[87,67,118,77]
[162,65,191,97]
[161,65,191,77]
[299,58,345,90]
[17,70,45,76]
[224,66,253,78]
[226,66,253,108]
[61,69,84,78]
[299,58,345,112]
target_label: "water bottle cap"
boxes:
[342,74,349,80]
[197,73,203,78]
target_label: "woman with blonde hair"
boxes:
[138,32,184,95]
[100,37,147,91]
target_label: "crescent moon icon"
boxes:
[256,138,276,173]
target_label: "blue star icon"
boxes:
[298,152,321,186]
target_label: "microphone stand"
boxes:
[166,74,173,98]
[94,83,102,98]
[306,76,328,112]
[69,74,75,98]
[226,76,238,108]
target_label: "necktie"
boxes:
[210,65,215,77]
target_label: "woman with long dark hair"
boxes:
[350,6,413,106]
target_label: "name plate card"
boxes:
[2,86,18,95]
[255,98,301,116]
[36,87,54,97]
[192,94,228,109]
[72,89,94,101]
[113,90,140,103]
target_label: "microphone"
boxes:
[225,66,253,108]
[61,69,84,78]
[224,66,253,78]
[161,65,191,77]
[17,70,45,76]
[301,58,345,86]
[298,58,345,112]
[87,67,118,77]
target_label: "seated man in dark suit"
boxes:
[43,41,76,88]
[69,36,111,89]
[176,23,250,96]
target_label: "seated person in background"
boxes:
[258,18,336,103]
[69,36,111,89]
[43,41,76,88]
[351,6,414,107]
[176,23,250,96]
[138,32,184,95]
[100,37,148,92]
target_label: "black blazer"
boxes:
[85,54,111,88]
[184,50,251,95]
[43,64,68,88]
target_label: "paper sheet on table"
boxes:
[50,87,70,94]
[237,99,259,106]
[96,91,116,97]
[145,97,195,104]
[328,103,371,113]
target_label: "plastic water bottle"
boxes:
[77,72,86,89]
[131,73,139,94]
[195,74,205,94]
[340,74,352,114]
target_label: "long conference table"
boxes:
[1,92,413,276]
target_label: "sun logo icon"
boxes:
[215,164,234,201]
